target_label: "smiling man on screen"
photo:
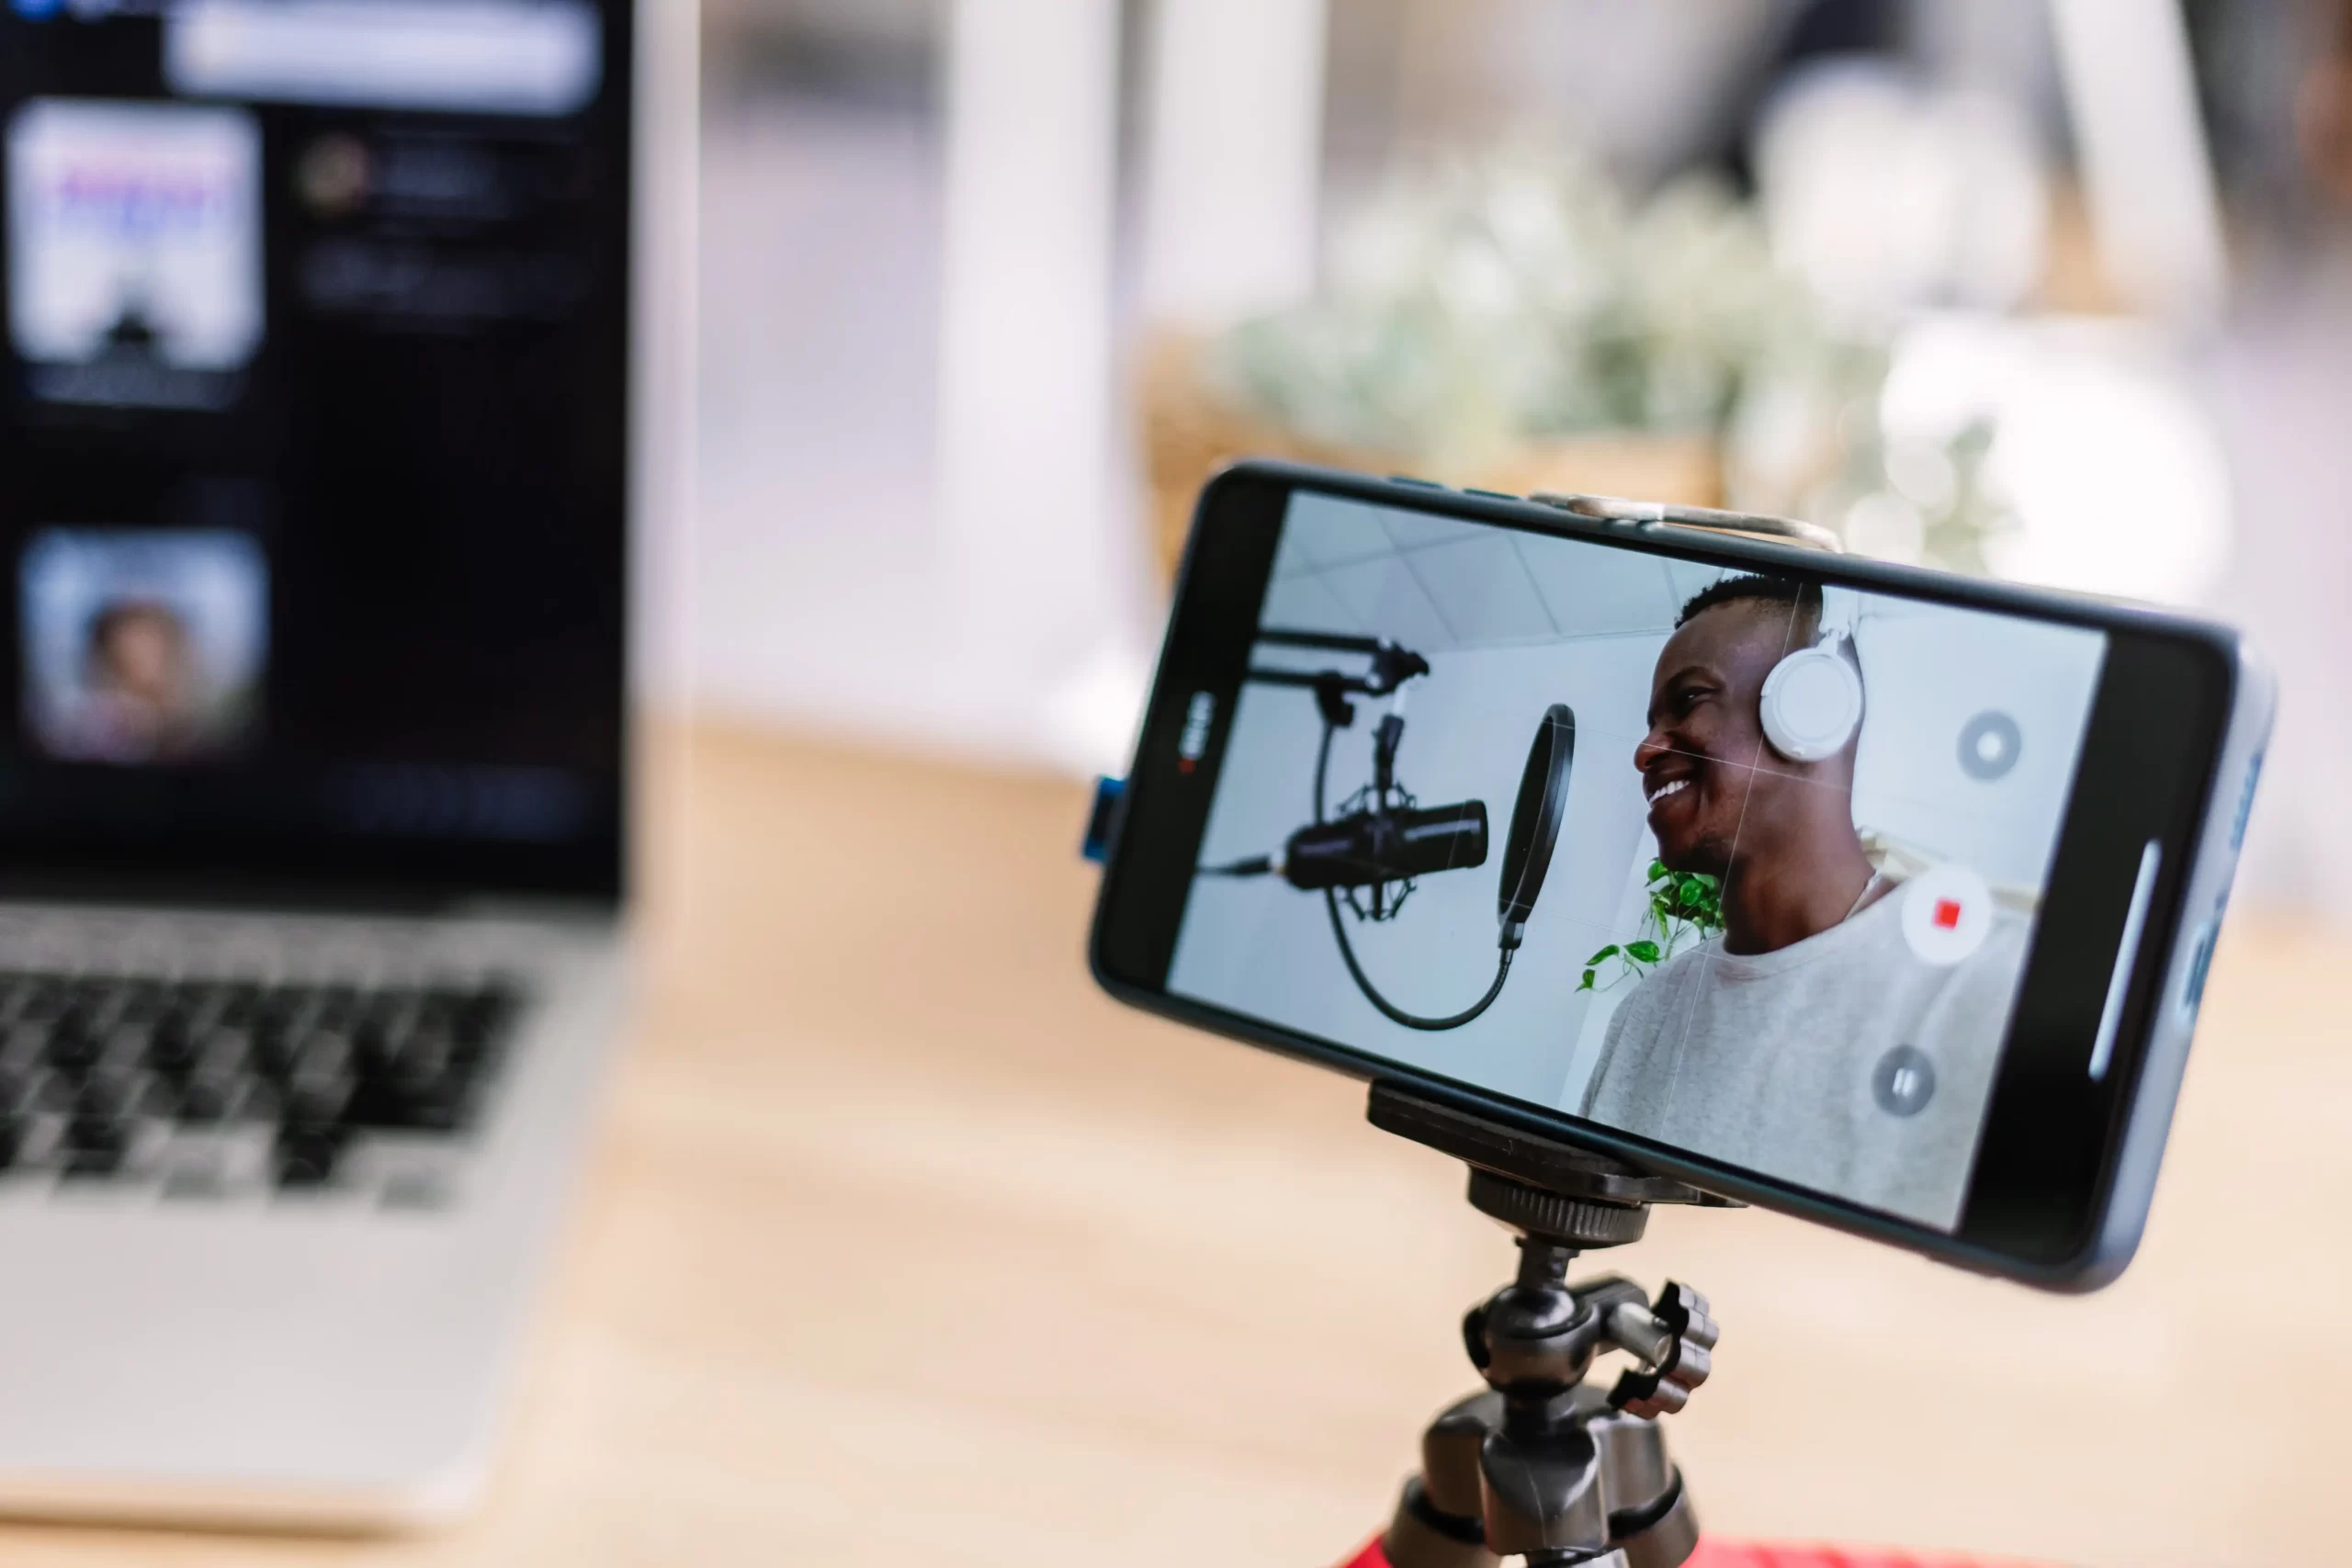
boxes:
[1577,576,2027,1229]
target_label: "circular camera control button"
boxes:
[1900,863,1995,966]
[1872,1045,1938,1117]
[1958,710,2023,781]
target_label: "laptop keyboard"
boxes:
[0,969,524,1206]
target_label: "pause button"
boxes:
[1872,1045,1938,1117]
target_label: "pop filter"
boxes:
[1497,704,1575,950]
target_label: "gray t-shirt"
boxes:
[1576,889,2027,1229]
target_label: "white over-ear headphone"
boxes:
[1758,605,1863,763]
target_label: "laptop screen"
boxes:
[0,0,630,906]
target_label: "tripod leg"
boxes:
[1370,1392,1500,1568]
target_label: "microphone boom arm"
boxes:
[1249,629,1431,705]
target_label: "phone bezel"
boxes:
[1091,460,2249,1289]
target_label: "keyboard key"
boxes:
[236,1080,281,1124]
[116,981,166,1025]
[399,1018,456,1072]
[250,1021,303,1082]
[295,1032,351,1082]
[403,1077,473,1133]
[314,985,359,1031]
[175,1076,236,1126]
[205,983,260,1030]
[98,1022,150,1074]
[345,1078,440,1132]
[258,983,314,1023]
[196,1028,251,1079]
[146,1014,201,1077]
[11,978,66,1026]
[31,1071,76,1114]
[73,978,129,1033]
[0,1022,43,1069]
[63,1114,130,1175]
[76,1072,136,1121]
[62,1145,125,1179]
[451,983,518,1059]
[353,1022,399,1079]
[284,1075,354,1125]
[135,1074,178,1120]
[46,1019,101,1074]
[363,987,423,1031]
[353,995,421,1077]
[275,1124,345,1187]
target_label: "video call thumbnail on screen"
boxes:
[20,528,265,765]
[1170,491,2109,1233]
[0,0,626,859]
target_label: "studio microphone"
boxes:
[1204,703,1490,896]
[1204,800,1488,891]
[1267,800,1489,891]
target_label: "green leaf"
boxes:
[1648,859,1668,882]
[1626,940,1662,963]
[1577,970,1596,991]
[1679,875,1704,905]
[1584,944,1621,964]
[1691,873,1719,890]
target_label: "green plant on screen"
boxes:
[1580,861,1724,991]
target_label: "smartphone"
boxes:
[1091,460,2272,1291]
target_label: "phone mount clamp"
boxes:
[1362,1080,1741,1568]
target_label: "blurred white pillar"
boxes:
[629,0,697,712]
[629,0,698,943]
[934,0,1123,738]
[2049,0,2228,321]
[1137,0,1329,328]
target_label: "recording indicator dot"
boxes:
[1899,863,1994,966]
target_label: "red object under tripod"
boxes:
[1340,1538,2042,1568]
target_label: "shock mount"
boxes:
[1362,1081,1738,1568]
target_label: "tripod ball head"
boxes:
[1368,1084,1716,1568]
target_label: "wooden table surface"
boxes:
[2,723,2344,1567]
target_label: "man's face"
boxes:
[1636,601,1800,874]
[105,614,181,697]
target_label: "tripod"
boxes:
[1356,1082,1736,1568]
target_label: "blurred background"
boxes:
[0,5,2329,1560]
[670,0,2351,919]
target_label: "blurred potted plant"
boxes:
[1140,150,1887,579]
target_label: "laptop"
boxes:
[0,0,651,1528]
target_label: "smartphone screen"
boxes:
[1096,468,2242,1269]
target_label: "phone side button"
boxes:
[2182,922,2219,1014]
[1081,776,1125,864]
